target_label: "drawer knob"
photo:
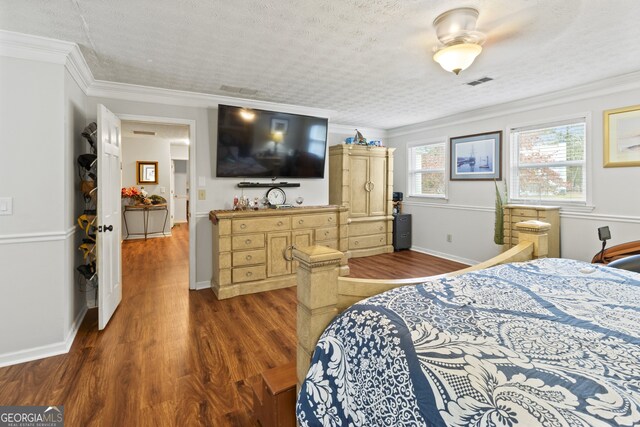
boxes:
[246,271,252,277]
[246,255,252,260]
[240,224,247,229]
[379,226,383,231]
[328,217,333,221]
[299,219,304,224]
[354,241,359,246]
[324,231,329,236]
[380,237,384,242]
[277,221,283,226]
[245,239,251,245]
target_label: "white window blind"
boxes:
[408,142,446,197]
[510,118,587,202]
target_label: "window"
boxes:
[510,118,587,203]
[408,141,446,197]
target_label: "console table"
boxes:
[209,206,349,299]
[123,203,169,240]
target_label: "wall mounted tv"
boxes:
[216,105,328,178]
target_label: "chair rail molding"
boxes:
[0,226,76,245]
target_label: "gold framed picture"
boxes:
[604,104,640,167]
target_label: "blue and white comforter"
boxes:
[296,259,640,426]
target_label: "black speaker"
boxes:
[392,192,403,202]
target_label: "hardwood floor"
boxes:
[0,228,467,426]
[348,249,468,279]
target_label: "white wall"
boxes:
[0,57,86,365]
[170,144,189,160]
[388,85,640,264]
[121,136,172,237]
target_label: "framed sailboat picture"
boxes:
[450,131,502,180]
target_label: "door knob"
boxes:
[105,225,114,232]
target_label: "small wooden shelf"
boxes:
[237,182,301,188]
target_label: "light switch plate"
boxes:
[198,189,206,200]
[0,197,13,215]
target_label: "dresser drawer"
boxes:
[510,214,539,224]
[232,265,266,283]
[315,227,337,242]
[319,240,338,250]
[232,217,290,233]
[232,249,266,267]
[349,234,386,249]
[232,233,265,250]
[509,208,538,218]
[349,220,386,237]
[292,213,336,229]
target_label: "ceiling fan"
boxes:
[432,7,486,75]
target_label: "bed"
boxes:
[293,221,640,426]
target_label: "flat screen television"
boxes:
[216,105,328,178]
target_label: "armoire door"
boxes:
[368,156,387,217]
[349,155,369,218]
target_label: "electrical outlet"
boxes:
[446,234,452,243]
[198,189,206,200]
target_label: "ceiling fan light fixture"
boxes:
[433,43,482,75]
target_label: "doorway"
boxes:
[118,115,197,290]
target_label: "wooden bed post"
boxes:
[293,246,343,387]
[515,220,551,258]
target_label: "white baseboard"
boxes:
[410,245,479,267]
[123,232,171,241]
[0,305,87,368]
[194,280,211,291]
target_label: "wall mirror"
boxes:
[136,161,158,184]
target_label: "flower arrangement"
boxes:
[121,186,149,204]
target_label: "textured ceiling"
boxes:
[2,0,640,129]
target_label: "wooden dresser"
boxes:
[504,204,561,258]
[209,206,348,299]
[329,144,395,258]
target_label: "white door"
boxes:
[170,160,175,228]
[97,104,122,330]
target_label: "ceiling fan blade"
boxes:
[477,5,538,33]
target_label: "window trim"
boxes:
[506,112,592,208]
[406,137,449,199]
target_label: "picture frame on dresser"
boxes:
[604,104,640,167]
[450,131,502,180]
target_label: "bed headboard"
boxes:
[293,220,552,386]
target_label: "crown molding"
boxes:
[0,30,75,65]
[0,30,92,93]
[88,79,335,118]
[0,30,334,118]
[388,70,640,138]
[65,44,93,94]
